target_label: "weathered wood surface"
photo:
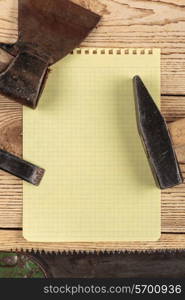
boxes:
[0,231,185,252]
[0,0,185,94]
[73,0,185,95]
[0,0,185,251]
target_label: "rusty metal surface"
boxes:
[34,251,185,278]
[0,149,45,185]
[0,0,101,65]
[1,251,185,278]
[0,52,49,108]
[0,252,46,278]
[0,0,101,108]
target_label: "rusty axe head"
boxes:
[0,0,101,108]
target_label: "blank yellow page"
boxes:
[23,48,161,242]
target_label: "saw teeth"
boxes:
[8,248,185,255]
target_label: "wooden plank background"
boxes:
[0,0,185,252]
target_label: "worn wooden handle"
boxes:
[168,118,185,164]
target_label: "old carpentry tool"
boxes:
[133,75,183,190]
[0,0,100,183]
[0,149,44,185]
[0,0,100,108]
[2,251,185,280]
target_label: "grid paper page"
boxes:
[23,48,161,242]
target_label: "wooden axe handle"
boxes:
[168,119,185,164]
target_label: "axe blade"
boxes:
[133,75,183,189]
[1,0,101,65]
[0,0,101,108]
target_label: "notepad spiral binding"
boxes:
[71,48,154,55]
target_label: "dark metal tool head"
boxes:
[0,0,101,108]
[0,149,45,185]
[133,75,183,189]
[0,0,101,65]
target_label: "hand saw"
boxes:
[1,250,185,278]
[0,0,101,108]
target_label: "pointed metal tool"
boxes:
[133,75,183,189]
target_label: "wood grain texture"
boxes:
[169,119,185,147]
[0,0,17,44]
[0,95,22,228]
[0,231,185,252]
[0,0,185,250]
[72,0,185,94]
[0,0,184,93]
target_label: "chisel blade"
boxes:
[0,149,45,185]
[133,75,183,189]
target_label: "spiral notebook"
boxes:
[23,48,161,242]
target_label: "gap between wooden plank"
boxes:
[162,94,185,97]
[0,228,22,231]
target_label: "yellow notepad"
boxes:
[23,48,161,242]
